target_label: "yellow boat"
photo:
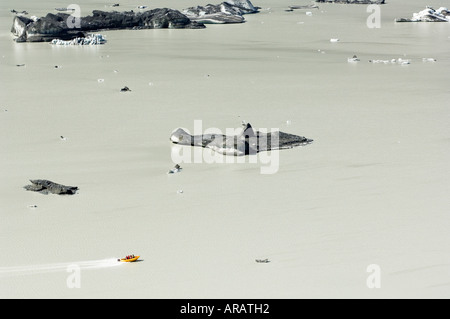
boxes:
[118,255,140,262]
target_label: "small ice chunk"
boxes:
[168,164,182,174]
[398,58,410,65]
[348,55,360,62]
[255,259,270,263]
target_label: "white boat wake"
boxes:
[0,258,122,278]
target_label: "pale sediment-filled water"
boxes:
[0,0,449,298]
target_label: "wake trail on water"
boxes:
[0,258,122,277]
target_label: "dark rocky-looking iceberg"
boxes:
[24,180,78,195]
[11,8,205,42]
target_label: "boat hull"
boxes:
[119,256,140,262]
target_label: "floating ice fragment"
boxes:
[348,55,360,63]
[168,164,182,174]
[369,58,411,65]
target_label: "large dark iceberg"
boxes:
[11,8,205,42]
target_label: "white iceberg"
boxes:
[369,57,411,65]
[398,6,450,22]
[51,34,107,46]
